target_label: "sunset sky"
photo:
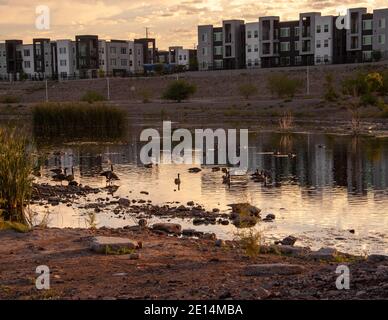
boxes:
[0,0,385,50]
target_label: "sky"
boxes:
[0,0,385,50]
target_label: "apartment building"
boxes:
[373,9,388,60]
[0,40,23,80]
[75,35,99,78]
[168,46,197,70]
[346,8,367,63]
[134,38,156,65]
[33,38,57,79]
[259,16,279,68]
[21,44,35,78]
[245,22,260,68]
[314,15,334,64]
[279,20,299,67]
[56,40,76,80]
[223,20,245,69]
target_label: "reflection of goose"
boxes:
[65,167,75,183]
[100,164,120,186]
[53,168,67,184]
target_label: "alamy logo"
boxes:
[35,5,50,30]
[35,265,50,290]
[335,7,351,30]
[335,265,350,290]
[140,121,249,171]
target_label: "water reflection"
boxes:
[28,128,388,255]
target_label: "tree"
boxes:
[162,80,197,102]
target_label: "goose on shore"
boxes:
[65,167,75,183]
[53,168,67,185]
[100,164,120,186]
[174,174,181,186]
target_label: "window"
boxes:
[213,32,222,42]
[295,27,300,37]
[280,56,290,66]
[379,18,386,28]
[254,30,259,38]
[247,45,252,52]
[60,60,67,66]
[324,55,329,63]
[129,60,133,67]
[316,25,321,33]
[378,34,386,44]
[295,56,302,65]
[280,42,290,52]
[324,24,329,32]
[201,33,208,42]
[262,43,270,55]
[294,41,299,51]
[362,20,372,30]
[24,61,31,68]
[202,47,207,56]
[59,47,67,54]
[254,45,258,52]
[324,39,329,48]
[225,45,232,57]
[184,55,187,60]
[363,51,372,61]
[179,55,182,61]
[110,59,116,66]
[129,49,132,55]
[363,35,372,46]
[254,59,259,66]
[316,56,322,63]
[121,59,127,66]
[214,46,222,55]
[110,47,116,54]
[121,48,127,54]
[247,31,252,39]
[280,27,290,37]
[316,40,321,48]
[247,59,252,67]
[24,49,30,57]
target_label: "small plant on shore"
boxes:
[236,229,263,258]
[86,212,97,230]
[32,102,126,139]
[81,91,106,103]
[238,83,258,100]
[323,73,338,102]
[279,111,294,131]
[162,80,196,102]
[0,95,20,104]
[267,74,303,98]
[0,127,33,226]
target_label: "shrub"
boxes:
[238,83,258,100]
[267,74,302,98]
[162,80,196,102]
[279,111,294,131]
[323,73,338,102]
[341,73,368,96]
[32,102,126,139]
[236,229,263,258]
[0,95,20,104]
[0,127,33,225]
[365,72,383,92]
[360,92,379,106]
[81,91,106,103]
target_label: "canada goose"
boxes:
[222,170,231,185]
[174,174,181,186]
[144,163,153,169]
[188,167,201,173]
[100,164,120,186]
[50,168,63,175]
[53,168,67,184]
[65,167,75,183]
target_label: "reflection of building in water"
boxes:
[347,138,367,195]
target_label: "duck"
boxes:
[100,164,120,186]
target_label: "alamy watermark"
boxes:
[35,5,50,30]
[336,265,350,290]
[140,121,249,171]
[35,265,50,290]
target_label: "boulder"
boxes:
[308,247,338,260]
[182,229,204,237]
[274,245,311,256]
[367,254,388,262]
[152,223,182,235]
[90,236,137,254]
[228,203,261,228]
[276,235,297,246]
[118,198,130,207]
[244,263,305,276]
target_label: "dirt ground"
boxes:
[0,227,387,300]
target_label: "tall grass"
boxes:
[32,102,126,140]
[0,127,33,225]
[279,111,294,131]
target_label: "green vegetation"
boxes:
[0,94,20,104]
[236,229,263,258]
[162,80,196,102]
[267,74,303,98]
[323,73,339,102]
[81,90,106,103]
[32,102,126,139]
[0,127,33,226]
[238,83,258,100]
[104,245,136,255]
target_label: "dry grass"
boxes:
[279,111,294,131]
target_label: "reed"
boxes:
[32,102,126,139]
[0,127,33,225]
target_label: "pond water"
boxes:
[23,123,388,255]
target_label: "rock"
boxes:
[215,239,225,247]
[277,235,297,246]
[349,229,355,234]
[228,203,261,216]
[264,213,276,221]
[118,198,130,207]
[182,229,204,237]
[308,247,338,260]
[228,203,261,228]
[202,233,216,240]
[193,218,206,226]
[212,208,220,213]
[367,254,388,262]
[187,201,195,206]
[177,205,187,211]
[140,191,149,195]
[152,223,182,235]
[220,220,230,226]
[244,264,305,276]
[138,219,147,227]
[129,253,140,260]
[90,236,137,254]
[274,245,311,256]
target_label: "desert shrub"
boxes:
[323,73,339,102]
[236,229,263,258]
[267,74,302,98]
[81,91,106,103]
[162,80,196,102]
[360,92,379,106]
[0,128,33,225]
[32,102,126,139]
[238,83,258,100]
[0,95,20,104]
[341,73,368,96]
[365,72,384,92]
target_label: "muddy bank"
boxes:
[0,227,387,300]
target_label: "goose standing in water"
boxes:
[222,170,231,186]
[174,174,181,190]
[101,164,120,186]
[52,168,67,185]
[65,166,75,184]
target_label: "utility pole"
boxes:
[107,77,110,101]
[45,79,49,102]
[146,27,150,39]
[306,65,310,96]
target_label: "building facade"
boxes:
[245,22,260,68]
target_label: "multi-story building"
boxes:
[33,38,57,79]
[75,35,99,78]
[362,13,374,62]
[21,44,35,79]
[134,38,156,65]
[245,22,260,68]
[168,46,197,70]
[223,20,245,69]
[0,42,7,80]
[299,12,321,66]
[56,40,76,80]
[314,15,334,64]
[373,8,388,60]
[197,25,215,70]
[259,16,280,68]
[279,20,300,66]
[3,40,23,80]
[346,8,367,63]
